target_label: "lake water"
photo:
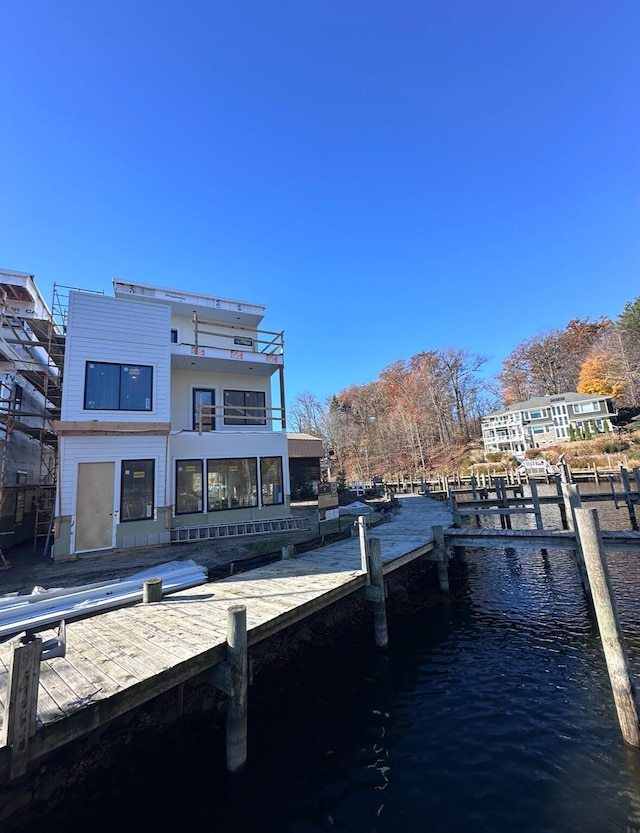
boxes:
[12,484,640,832]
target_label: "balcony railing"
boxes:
[192,312,284,357]
[195,402,286,433]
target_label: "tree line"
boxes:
[289,296,640,482]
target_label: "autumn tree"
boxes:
[499,317,611,404]
[289,391,326,436]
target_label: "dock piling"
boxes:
[143,578,163,603]
[357,515,370,584]
[619,466,638,531]
[574,507,640,748]
[1,635,42,779]
[226,604,248,773]
[432,525,450,593]
[367,538,389,649]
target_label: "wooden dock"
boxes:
[0,495,453,783]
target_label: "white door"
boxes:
[75,462,115,552]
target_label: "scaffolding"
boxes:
[0,276,102,553]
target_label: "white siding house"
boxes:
[481,392,617,456]
[52,280,289,560]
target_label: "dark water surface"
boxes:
[17,487,640,832]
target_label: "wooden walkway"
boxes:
[0,494,453,780]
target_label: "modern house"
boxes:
[481,392,617,456]
[51,279,295,561]
[0,268,64,551]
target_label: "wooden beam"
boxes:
[51,421,171,436]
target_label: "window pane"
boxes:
[121,460,154,521]
[84,362,153,411]
[193,389,215,431]
[120,365,153,410]
[260,456,283,506]
[223,389,266,426]
[85,363,120,409]
[207,458,258,511]
[223,390,245,425]
[245,391,266,425]
[176,459,203,515]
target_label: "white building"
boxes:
[481,392,617,456]
[52,279,290,561]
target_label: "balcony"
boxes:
[171,312,284,378]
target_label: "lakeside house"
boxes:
[481,392,617,456]
[51,279,290,561]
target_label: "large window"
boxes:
[193,389,216,431]
[573,401,598,414]
[223,389,266,425]
[260,456,284,506]
[85,362,153,411]
[176,459,203,515]
[121,460,155,521]
[207,458,258,511]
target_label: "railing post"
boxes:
[574,508,640,748]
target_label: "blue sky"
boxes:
[1,1,638,408]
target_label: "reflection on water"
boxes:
[13,488,640,833]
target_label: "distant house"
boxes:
[481,392,617,455]
[52,279,290,560]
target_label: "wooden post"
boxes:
[561,482,581,533]
[529,478,543,530]
[367,538,389,648]
[1,635,42,779]
[495,477,511,529]
[609,475,620,509]
[226,604,248,773]
[449,497,466,562]
[432,525,449,593]
[358,515,370,584]
[281,544,295,560]
[619,467,638,531]
[561,483,590,596]
[554,474,568,529]
[470,476,480,527]
[574,507,640,747]
[632,467,640,497]
[559,459,571,484]
[143,577,163,603]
